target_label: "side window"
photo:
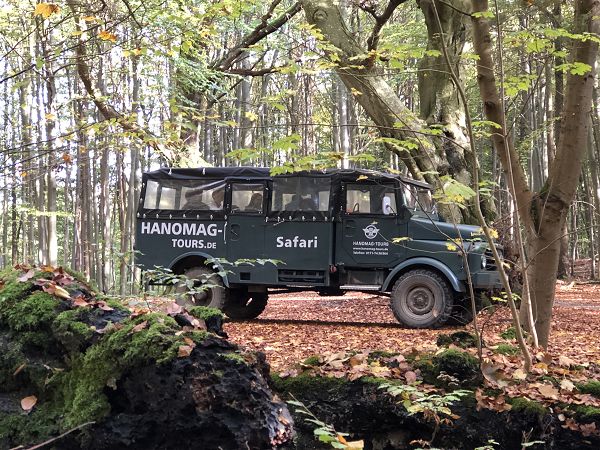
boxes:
[143,180,177,209]
[346,183,397,215]
[271,177,331,212]
[403,184,435,213]
[142,179,225,211]
[180,180,225,211]
[230,183,265,214]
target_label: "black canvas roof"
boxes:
[144,167,432,189]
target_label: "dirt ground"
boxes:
[224,282,600,372]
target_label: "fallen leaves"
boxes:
[178,337,197,358]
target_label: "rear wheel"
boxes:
[224,290,268,320]
[175,266,227,309]
[390,269,453,328]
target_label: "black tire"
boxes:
[390,269,453,328]
[224,291,268,320]
[175,266,227,309]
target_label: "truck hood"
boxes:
[408,217,481,241]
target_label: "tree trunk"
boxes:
[470,0,600,346]
[301,0,476,223]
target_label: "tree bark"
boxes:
[470,0,600,346]
[301,0,482,223]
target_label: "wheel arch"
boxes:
[169,252,230,287]
[382,257,465,293]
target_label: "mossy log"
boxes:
[0,266,293,449]
[273,373,600,450]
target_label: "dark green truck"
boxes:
[135,167,502,328]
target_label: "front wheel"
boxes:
[224,290,268,320]
[175,266,227,309]
[390,269,453,328]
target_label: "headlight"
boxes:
[481,254,487,269]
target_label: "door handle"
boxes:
[230,223,241,241]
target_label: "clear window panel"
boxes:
[231,183,264,214]
[271,177,331,212]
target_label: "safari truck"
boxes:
[135,167,502,328]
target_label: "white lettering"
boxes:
[141,221,221,237]
[171,223,182,235]
[207,224,217,237]
[274,235,318,249]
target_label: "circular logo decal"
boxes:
[363,224,379,239]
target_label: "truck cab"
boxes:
[135,167,502,328]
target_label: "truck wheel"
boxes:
[224,291,268,320]
[175,267,227,309]
[390,269,453,328]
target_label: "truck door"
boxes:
[335,181,406,267]
[226,182,268,284]
[263,176,334,286]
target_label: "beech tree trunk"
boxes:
[470,0,600,346]
[301,0,482,223]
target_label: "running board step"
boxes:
[339,285,381,291]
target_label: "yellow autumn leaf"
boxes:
[34,3,60,19]
[45,112,56,121]
[446,242,458,251]
[489,228,499,239]
[98,30,117,42]
[83,15,97,22]
[244,111,258,122]
[356,175,368,181]
[350,87,363,96]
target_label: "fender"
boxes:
[169,251,230,287]
[382,257,465,293]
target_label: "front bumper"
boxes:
[470,270,503,290]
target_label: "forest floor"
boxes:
[223,281,600,372]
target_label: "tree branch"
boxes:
[212,1,302,71]
[362,0,409,52]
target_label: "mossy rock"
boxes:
[436,331,478,349]
[415,349,481,389]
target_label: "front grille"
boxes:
[485,248,499,271]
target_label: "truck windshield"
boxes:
[403,183,436,216]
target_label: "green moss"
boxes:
[574,405,600,421]
[220,352,246,365]
[0,281,37,319]
[500,327,516,340]
[58,313,187,428]
[415,349,480,388]
[302,355,321,366]
[52,309,95,354]
[188,306,224,321]
[272,373,348,396]
[436,331,478,349]
[495,344,520,356]
[0,403,61,445]
[367,350,398,360]
[508,397,547,416]
[5,292,61,332]
[577,380,600,398]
